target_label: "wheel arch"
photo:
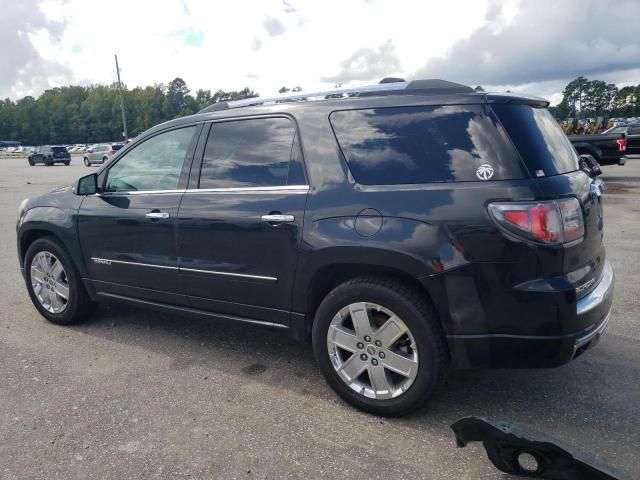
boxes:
[291,259,442,343]
[573,143,602,161]
[18,208,89,280]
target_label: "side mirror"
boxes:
[73,173,98,195]
[579,154,602,178]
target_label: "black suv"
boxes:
[28,146,71,166]
[16,79,614,416]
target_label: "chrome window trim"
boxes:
[91,257,277,281]
[185,185,309,194]
[94,185,309,196]
[97,189,185,196]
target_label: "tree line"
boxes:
[549,76,640,119]
[0,78,258,145]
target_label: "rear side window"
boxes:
[199,117,299,189]
[330,105,525,185]
[491,104,579,176]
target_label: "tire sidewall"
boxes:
[312,281,443,416]
[24,237,83,325]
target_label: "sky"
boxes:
[2,0,640,106]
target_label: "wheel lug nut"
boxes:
[364,335,371,342]
[357,342,364,349]
[375,340,382,347]
[360,353,368,361]
[371,358,378,366]
[379,352,385,359]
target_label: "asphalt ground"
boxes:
[1,155,638,479]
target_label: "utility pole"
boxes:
[114,54,128,142]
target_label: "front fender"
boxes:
[17,206,88,278]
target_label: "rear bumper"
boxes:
[446,260,614,368]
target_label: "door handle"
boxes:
[146,211,170,220]
[261,214,295,223]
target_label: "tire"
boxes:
[24,237,96,325]
[28,160,34,166]
[84,157,90,166]
[64,161,70,166]
[102,156,108,163]
[312,276,448,416]
[45,158,53,166]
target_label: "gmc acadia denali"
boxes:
[16,79,614,416]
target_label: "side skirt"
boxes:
[96,291,290,331]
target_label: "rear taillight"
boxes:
[488,198,584,245]
[616,138,627,152]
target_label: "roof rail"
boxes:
[198,78,473,113]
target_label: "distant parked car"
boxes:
[28,146,70,166]
[83,143,123,166]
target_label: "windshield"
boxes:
[491,104,579,177]
[51,147,68,153]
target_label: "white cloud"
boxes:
[2,0,640,103]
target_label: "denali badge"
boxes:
[476,163,494,181]
[92,258,112,265]
[576,277,597,294]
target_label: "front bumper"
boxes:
[447,260,614,368]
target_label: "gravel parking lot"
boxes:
[1,156,639,479]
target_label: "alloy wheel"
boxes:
[327,302,419,400]
[30,251,69,314]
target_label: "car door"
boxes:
[176,116,308,325]
[90,146,102,162]
[78,124,202,305]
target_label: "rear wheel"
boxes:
[102,156,108,163]
[64,160,70,166]
[24,237,96,325]
[312,276,448,416]
[84,157,90,166]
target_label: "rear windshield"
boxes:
[491,104,579,176]
[51,147,68,153]
[330,105,526,185]
[111,144,123,151]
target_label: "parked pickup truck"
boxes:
[603,124,640,156]
[568,132,627,166]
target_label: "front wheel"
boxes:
[84,157,90,166]
[312,276,448,416]
[24,237,96,325]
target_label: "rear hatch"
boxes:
[490,103,605,297]
[52,146,69,158]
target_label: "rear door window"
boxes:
[329,105,525,185]
[199,117,301,188]
[491,104,579,176]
